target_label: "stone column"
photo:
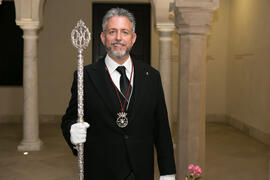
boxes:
[14,0,46,151]
[156,23,175,124]
[17,25,42,151]
[173,1,219,179]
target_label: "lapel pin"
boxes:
[146,72,149,76]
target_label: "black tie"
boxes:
[116,66,130,98]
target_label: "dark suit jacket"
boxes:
[61,57,176,180]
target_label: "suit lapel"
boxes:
[125,59,148,129]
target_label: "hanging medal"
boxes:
[105,60,133,128]
[116,112,128,128]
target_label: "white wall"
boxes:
[205,0,270,137]
[227,0,270,135]
[206,0,230,118]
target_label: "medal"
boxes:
[105,59,134,128]
[116,112,128,128]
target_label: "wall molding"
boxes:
[207,114,270,146]
[206,114,228,123]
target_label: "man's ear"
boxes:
[100,32,105,45]
[132,33,137,45]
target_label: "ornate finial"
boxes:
[71,20,91,51]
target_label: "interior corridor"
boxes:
[0,122,269,180]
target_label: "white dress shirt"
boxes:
[105,54,175,180]
[105,54,134,92]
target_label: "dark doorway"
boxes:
[0,1,23,86]
[92,3,151,64]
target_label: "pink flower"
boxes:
[194,165,202,174]
[186,164,203,180]
[188,164,194,170]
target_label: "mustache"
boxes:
[111,41,126,46]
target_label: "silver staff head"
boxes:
[71,20,91,51]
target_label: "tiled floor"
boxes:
[0,122,269,180]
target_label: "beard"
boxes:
[105,40,133,60]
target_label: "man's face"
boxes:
[101,16,137,63]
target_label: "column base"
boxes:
[17,139,43,151]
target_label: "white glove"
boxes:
[70,122,90,145]
[160,174,176,180]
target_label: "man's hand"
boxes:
[160,174,175,180]
[70,122,90,145]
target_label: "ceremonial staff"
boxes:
[71,20,91,180]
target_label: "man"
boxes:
[61,8,176,180]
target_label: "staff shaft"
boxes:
[77,50,84,180]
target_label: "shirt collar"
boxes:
[105,54,132,74]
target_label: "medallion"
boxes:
[116,112,128,128]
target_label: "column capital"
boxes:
[175,0,219,9]
[156,22,175,33]
[174,0,219,35]
[16,20,41,30]
[14,0,46,29]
